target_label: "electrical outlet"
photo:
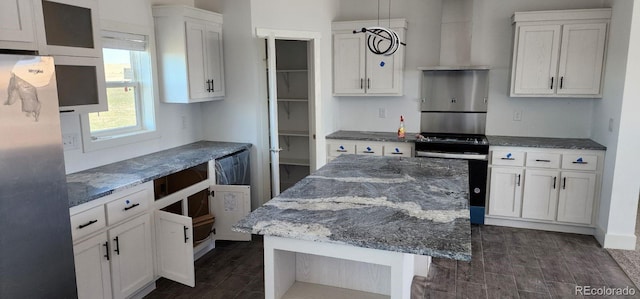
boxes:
[513,110,522,121]
[62,134,79,151]
[378,108,386,118]
[609,118,614,132]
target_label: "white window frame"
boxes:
[80,28,159,152]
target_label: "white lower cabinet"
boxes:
[486,146,603,232]
[73,233,112,299]
[557,171,597,224]
[109,214,154,299]
[326,139,414,162]
[488,167,523,218]
[521,169,559,221]
[155,210,195,287]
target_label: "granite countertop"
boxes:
[487,136,606,150]
[326,130,419,143]
[234,154,472,261]
[66,141,252,208]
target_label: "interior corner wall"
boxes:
[195,0,267,210]
[593,0,640,249]
[334,0,443,133]
[474,0,608,138]
[61,0,204,174]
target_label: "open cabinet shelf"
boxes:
[278,98,308,102]
[279,130,309,137]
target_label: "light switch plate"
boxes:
[378,108,386,118]
[513,111,522,121]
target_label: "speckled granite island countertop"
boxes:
[326,130,419,142]
[487,135,606,150]
[66,141,251,208]
[234,154,472,261]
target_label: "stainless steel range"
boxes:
[416,68,490,224]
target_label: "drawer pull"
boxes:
[124,203,140,211]
[572,161,588,164]
[363,151,375,154]
[535,159,551,162]
[500,157,515,160]
[336,149,347,152]
[391,152,403,155]
[78,219,98,229]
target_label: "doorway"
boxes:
[258,29,321,197]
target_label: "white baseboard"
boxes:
[485,216,595,235]
[595,225,637,250]
[129,281,156,299]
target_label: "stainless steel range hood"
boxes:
[418,0,490,135]
[420,0,487,70]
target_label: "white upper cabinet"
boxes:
[332,19,406,96]
[0,0,37,50]
[153,5,225,103]
[510,9,611,98]
[34,0,103,57]
[556,23,608,96]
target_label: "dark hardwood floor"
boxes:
[146,226,638,299]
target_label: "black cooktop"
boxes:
[416,133,489,154]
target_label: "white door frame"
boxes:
[256,28,323,198]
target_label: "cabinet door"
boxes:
[488,167,523,217]
[211,185,251,241]
[109,214,154,299]
[73,233,112,299]
[521,169,559,221]
[35,0,102,57]
[557,23,607,96]
[54,55,108,113]
[205,23,225,98]
[557,172,596,224]
[512,24,561,95]
[365,32,403,95]
[333,33,366,95]
[0,0,35,45]
[185,19,209,100]
[155,210,195,287]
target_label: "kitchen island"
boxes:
[234,155,471,299]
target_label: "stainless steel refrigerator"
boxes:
[0,54,77,297]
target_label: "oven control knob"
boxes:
[474,188,481,194]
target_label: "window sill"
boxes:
[81,128,160,153]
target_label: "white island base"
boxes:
[264,236,431,299]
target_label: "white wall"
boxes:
[334,0,442,133]
[195,0,338,208]
[473,0,608,138]
[593,0,640,249]
[334,0,608,136]
[195,0,266,210]
[62,0,204,173]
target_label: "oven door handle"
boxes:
[416,151,488,161]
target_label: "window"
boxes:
[80,30,157,151]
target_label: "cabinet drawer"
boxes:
[106,189,150,225]
[491,150,525,166]
[384,144,412,157]
[328,142,356,157]
[70,205,106,241]
[562,154,597,171]
[526,152,561,168]
[356,144,383,156]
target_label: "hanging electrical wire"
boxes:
[352,0,406,56]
